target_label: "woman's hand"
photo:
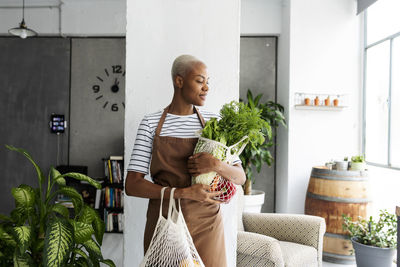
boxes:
[178,184,223,204]
[187,152,219,176]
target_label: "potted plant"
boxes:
[342,210,397,267]
[240,90,286,197]
[350,155,366,171]
[0,145,115,267]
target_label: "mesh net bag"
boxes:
[140,188,205,267]
[192,136,248,203]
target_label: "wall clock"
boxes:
[92,64,125,112]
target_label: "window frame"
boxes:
[362,11,400,171]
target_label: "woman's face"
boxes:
[179,62,209,106]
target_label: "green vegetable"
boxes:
[201,101,270,149]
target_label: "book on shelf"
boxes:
[104,156,124,184]
[109,155,123,161]
[104,211,124,232]
[94,189,102,209]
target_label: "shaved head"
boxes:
[171,55,205,89]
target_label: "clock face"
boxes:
[92,65,125,112]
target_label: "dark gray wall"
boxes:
[0,38,70,215]
[240,37,277,212]
[70,38,125,178]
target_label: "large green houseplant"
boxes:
[342,210,397,267]
[240,90,286,195]
[0,145,115,267]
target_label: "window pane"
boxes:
[365,41,390,164]
[391,37,400,167]
[367,0,400,45]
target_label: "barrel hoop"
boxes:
[324,232,351,239]
[312,167,368,177]
[323,252,355,260]
[307,192,372,203]
[311,174,368,181]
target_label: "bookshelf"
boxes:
[101,156,124,233]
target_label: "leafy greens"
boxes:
[200,101,271,149]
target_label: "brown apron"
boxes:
[143,105,227,267]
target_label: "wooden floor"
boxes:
[323,260,396,267]
[322,261,356,267]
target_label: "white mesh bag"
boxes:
[192,135,248,203]
[140,187,205,267]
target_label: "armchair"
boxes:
[236,187,326,267]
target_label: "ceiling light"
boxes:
[8,0,37,39]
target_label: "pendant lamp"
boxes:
[8,0,37,39]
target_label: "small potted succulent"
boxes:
[350,155,366,171]
[342,210,397,267]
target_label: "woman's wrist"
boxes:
[175,187,187,199]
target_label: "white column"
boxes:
[124,1,241,266]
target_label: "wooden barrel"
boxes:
[305,166,372,264]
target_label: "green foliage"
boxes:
[201,101,269,148]
[351,155,365,163]
[0,145,114,267]
[342,210,397,249]
[239,89,286,181]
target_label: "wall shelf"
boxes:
[294,92,349,111]
[295,105,347,111]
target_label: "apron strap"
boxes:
[194,106,206,128]
[155,106,170,137]
[155,105,206,136]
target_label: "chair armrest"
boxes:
[237,231,284,267]
[243,213,326,251]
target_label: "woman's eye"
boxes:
[197,80,204,84]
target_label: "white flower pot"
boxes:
[350,162,366,171]
[243,190,265,213]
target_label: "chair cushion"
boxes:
[237,231,284,267]
[279,241,318,267]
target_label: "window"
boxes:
[364,0,400,169]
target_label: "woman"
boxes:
[125,55,246,267]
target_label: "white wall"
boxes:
[241,0,281,35]
[0,0,126,36]
[277,0,363,213]
[124,0,241,266]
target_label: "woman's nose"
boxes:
[202,83,209,91]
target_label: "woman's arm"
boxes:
[125,171,223,204]
[187,152,246,185]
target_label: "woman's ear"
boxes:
[175,75,184,89]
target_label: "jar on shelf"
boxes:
[314,96,320,106]
[324,96,330,106]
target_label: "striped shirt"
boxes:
[128,109,241,174]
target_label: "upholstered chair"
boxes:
[236,186,326,267]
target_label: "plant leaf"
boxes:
[0,226,17,247]
[11,185,35,208]
[83,239,103,261]
[62,173,101,189]
[57,186,83,213]
[44,219,73,267]
[100,259,116,267]
[78,205,96,225]
[5,145,45,185]
[75,257,90,267]
[13,252,31,267]
[0,214,12,222]
[71,221,94,244]
[73,247,89,259]
[92,216,105,246]
[50,203,70,218]
[11,226,31,255]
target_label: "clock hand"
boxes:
[114,78,119,85]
